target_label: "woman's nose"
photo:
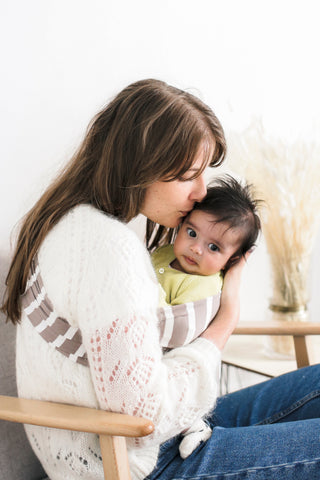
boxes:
[189,174,207,202]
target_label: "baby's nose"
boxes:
[191,243,202,255]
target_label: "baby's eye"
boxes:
[208,243,219,252]
[187,228,197,238]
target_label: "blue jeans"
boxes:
[146,364,320,479]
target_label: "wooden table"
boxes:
[222,334,320,378]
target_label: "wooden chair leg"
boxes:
[99,434,131,480]
[293,335,312,368]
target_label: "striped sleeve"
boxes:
[157,294,221,348]
[21,256,88,366]
[21,256,220,363]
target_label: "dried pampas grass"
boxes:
[227,120,320,353]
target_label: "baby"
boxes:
[152,174,261,458]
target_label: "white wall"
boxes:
[1,0,320,321]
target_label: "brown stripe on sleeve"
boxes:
[157,294,221,349]
[21,256,88,367]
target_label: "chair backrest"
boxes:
[0,255,47,480]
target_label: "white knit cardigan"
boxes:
[16,204,221,480]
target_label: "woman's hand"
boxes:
[200,252,252,351]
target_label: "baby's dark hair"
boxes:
[193,174,261,271]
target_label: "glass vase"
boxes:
[265,250,311,358]
[265,304,308,358]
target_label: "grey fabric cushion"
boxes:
[0,256,48,479]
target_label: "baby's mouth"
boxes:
[184,256,197,266]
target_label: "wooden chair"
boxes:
[0,395,154,480]
[1,320,320,480]
[233,320,320,369]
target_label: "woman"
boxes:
[2,79,320,479]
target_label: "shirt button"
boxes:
[159,268,165,274]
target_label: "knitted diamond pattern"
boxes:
[16,205,221,480]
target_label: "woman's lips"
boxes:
[179,210,190,217]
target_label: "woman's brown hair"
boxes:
[2,79,226,324]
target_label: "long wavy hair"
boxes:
[2,78,226,324]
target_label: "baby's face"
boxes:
[173,210,242,276]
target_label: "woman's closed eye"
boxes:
[187,227,197,238]
[208,243,219,252]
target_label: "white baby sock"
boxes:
[179,419,212,459]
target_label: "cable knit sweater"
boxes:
[16,204,221,480]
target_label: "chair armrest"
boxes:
[233,321,320,336]
[0,395,154,437]
[232,321,320,368]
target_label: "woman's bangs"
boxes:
[179,134,215,180]
[210,136,225,168]
[165,131,215,181]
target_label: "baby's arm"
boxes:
[157,293,221,348]
[157,296,217,457]
[157,271,222,348]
